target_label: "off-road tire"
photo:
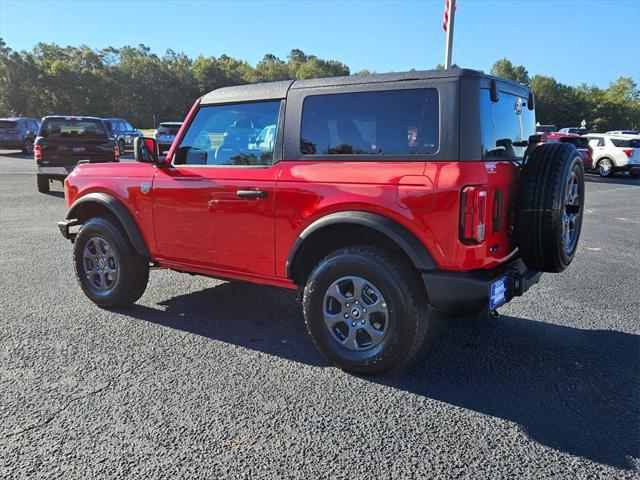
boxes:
[73,217,149,308]
[302,246,430,375]
[517,142,585,273]
[36,174,49,193]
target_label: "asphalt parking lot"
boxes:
[1,150,638,479]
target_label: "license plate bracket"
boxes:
[489,275,508,310]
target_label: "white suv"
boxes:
[585,134,640,177]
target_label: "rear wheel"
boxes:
[22,138,34,155]
[597,158,614,177]
[302,246,429,375]
[118,139,126,156]
[73,217,149,308]
[36,174,49,193]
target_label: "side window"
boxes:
[174,101,281,166]
[300,88,439,156]
[27,121,38,130]
[480,89,536,159]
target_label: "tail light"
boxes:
[623,149,633,157]
[113,146,120,161]
[460,186,488,244]
[34,145,42,161]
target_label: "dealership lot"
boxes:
[1,151,638,478]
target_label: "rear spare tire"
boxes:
[516,142,584,273]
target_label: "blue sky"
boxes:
[1,0,639,88]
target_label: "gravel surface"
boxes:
[1,151,639,479]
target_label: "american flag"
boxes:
[443,0,457,32]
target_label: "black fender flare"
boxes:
[66,192,150,257]
[286,211,436,278]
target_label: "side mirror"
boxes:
[134,136,160,164]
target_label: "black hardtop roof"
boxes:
[200,68,529,105]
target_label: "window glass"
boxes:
[27,120,38,130]
[174,101,280,166]
[300,88,439,156]
[124,122,134,131]
[0,120,17,129]
[611,138,640,148]
[480,89,535,159]
[40,118,108,138]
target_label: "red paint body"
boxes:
[540,132,594,170]
[65,99,521,290]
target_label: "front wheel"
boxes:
[73,217,149,308]
[302,246,430,375]
[597,158,614,177]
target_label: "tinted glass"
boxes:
[40,118,108,138]
[480,89,535,159]
[27,120,38,130]
[0,121,17,129]
[300,88,439,156]
[174,101,280,166]
[124,122,134,131]
[611,138,640,148]
[560,137,589,149]
[158,124,181,135]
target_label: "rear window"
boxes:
[300,88,439,156]
[611,138,640,148]
[480,89,535,159]
[40,118,108,138]
[158,124,181,135]
[0,120,17,129]
[560,137,589,149]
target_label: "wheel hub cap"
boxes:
[83,236,119,293]
[322,275,389,351]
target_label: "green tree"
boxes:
[490,58,529,84]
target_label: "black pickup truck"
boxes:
[34,116,119,193]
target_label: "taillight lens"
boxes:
[34,145,42,161]
[460,186,488,244]
[623,149,633,157]
[114,146,120,161]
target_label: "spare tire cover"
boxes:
[516,142,585,273]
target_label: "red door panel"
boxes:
[152,164,281,277]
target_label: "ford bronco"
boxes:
[58,69,585,374]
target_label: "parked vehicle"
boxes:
[0,117,41,154]
[35,116,119,193]
[58,70,585,374]
[535,124,556,134]
[606,130,639,136]
[154,122,183,154]
[540,132,593,170]
[559,127,588,135]
[585,134,640,177]
[104,118,142,155]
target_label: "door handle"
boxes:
[236,190,268,199]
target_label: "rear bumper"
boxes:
[37,165,77,178]
[422,258,542,315]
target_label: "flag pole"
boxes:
[444,0,456,69]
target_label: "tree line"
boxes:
[1,39,638,131]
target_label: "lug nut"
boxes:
[345,303,350,308]
[361,320,365,325]
[344,313,349,318]
[351,322,356,327]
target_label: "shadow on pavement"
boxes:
[0,151,32,159]
[585,173,639,186]
[124,282,639,470]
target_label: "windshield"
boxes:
[40,118,108,138]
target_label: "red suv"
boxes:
[539,132,593,170]
[58,70,585,374]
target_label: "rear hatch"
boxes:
[0,120,20,141]
[611,137,640,164]
[36,117,115,166]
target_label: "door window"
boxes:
[174,101,281,166]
